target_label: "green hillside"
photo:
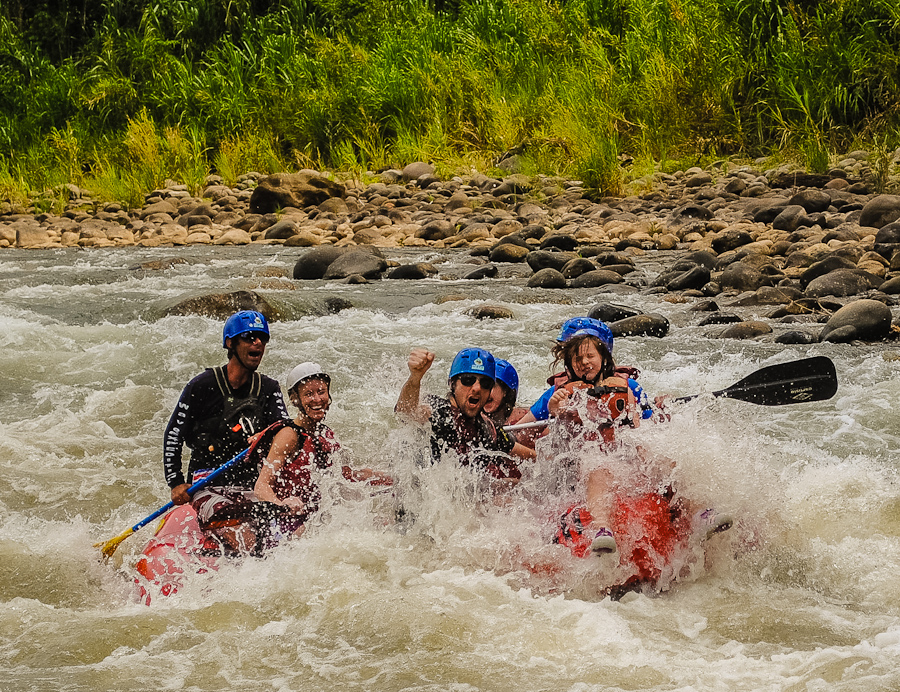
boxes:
[2,0,899,207]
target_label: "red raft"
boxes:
[133,505,219,605]
[554,490,709,598]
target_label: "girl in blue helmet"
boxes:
[483,358,528,429]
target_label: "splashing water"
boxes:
[2,246,900,691]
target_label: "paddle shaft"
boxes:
[129,447,250,534]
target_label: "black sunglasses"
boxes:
[237,331,270,344]
[457,374,494,388]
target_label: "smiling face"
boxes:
[450,374,493,419]
[291,377,331,424]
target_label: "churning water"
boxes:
[1,245,899,691]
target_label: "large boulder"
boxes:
[249,172,345,213]
[805,269,881,298]
[162,290,280,321]
[322,249,387,280]
[526,250,575,272]
[293,246,348,280]
[718,263,772,291]
[526,268,567,288]
[610,314,669,338]
[859,194,900,229]
[569,269,624,288]
[819,299,892,342]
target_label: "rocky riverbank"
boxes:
[5,154,900,345]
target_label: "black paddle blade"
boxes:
[713,356,837,406]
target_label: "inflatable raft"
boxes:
[554,490,728,599]
[133,505,218,605]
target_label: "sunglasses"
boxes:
[237,331,270,344]
[457,374,494,388]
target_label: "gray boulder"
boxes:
[819,299,893,341]
[610,314,669,338]
[526,250,576,272]
[716,321,773,339]
[569,270,624,288]
[859,194,900,229]
[293,246,347,280]
[526,268,567,288]
[805,269,881,298]
[322,249,387,280]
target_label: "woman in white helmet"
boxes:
[253,362,391,539]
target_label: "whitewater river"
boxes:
[1,245,899,691]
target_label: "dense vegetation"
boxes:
[2,0,899,207]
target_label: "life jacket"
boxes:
[188,366,267,477]
[558,375,639,445]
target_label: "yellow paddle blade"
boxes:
[94,527,135,559]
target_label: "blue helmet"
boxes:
[449,348,496,382]
[557,316,613,354]
[494,359,519,393]
[223,310,269,347]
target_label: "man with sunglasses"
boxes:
[395,347,534,486]
[162,310,289,553]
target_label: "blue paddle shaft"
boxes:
[130,448,250,533]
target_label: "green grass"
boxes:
[1,0,899,210]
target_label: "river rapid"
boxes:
[2,245,899,692]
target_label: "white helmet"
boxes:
[287,362,331,391]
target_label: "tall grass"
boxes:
[1,0,899,208]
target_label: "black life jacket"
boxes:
[187,366,267,478]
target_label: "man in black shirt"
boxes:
[395,347,534,486]
[162,310,288,553]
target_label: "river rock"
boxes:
[819,299,893,342]
[526,250,575,272]
[711,229,753,254]
[490,243,530,263]
[788,189,832,213]
[415,219,455,241]
[610,314,669,338]
[775,330,819,344]
[666,265,711,291]
[466,304,515,319]
[588,303,642,323]
[463,264,499,280]
[718,263,772,291]
[401,162,434,182]
[323,249,387,280]
[526,268,567,288]
[698,313,742,326]
[264,219,300,240]
[805,269,881,298]
[716,320,773,339]
[879,276,900,294]
[163,290,280,320]
[561,257,597,279]
[249,172,345,214]
[799,255,859,286]
[569,269,624,288]
[387,263,435,280]
[859,194,900,229]
[214,229,252,245]
[293,246,348,279]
